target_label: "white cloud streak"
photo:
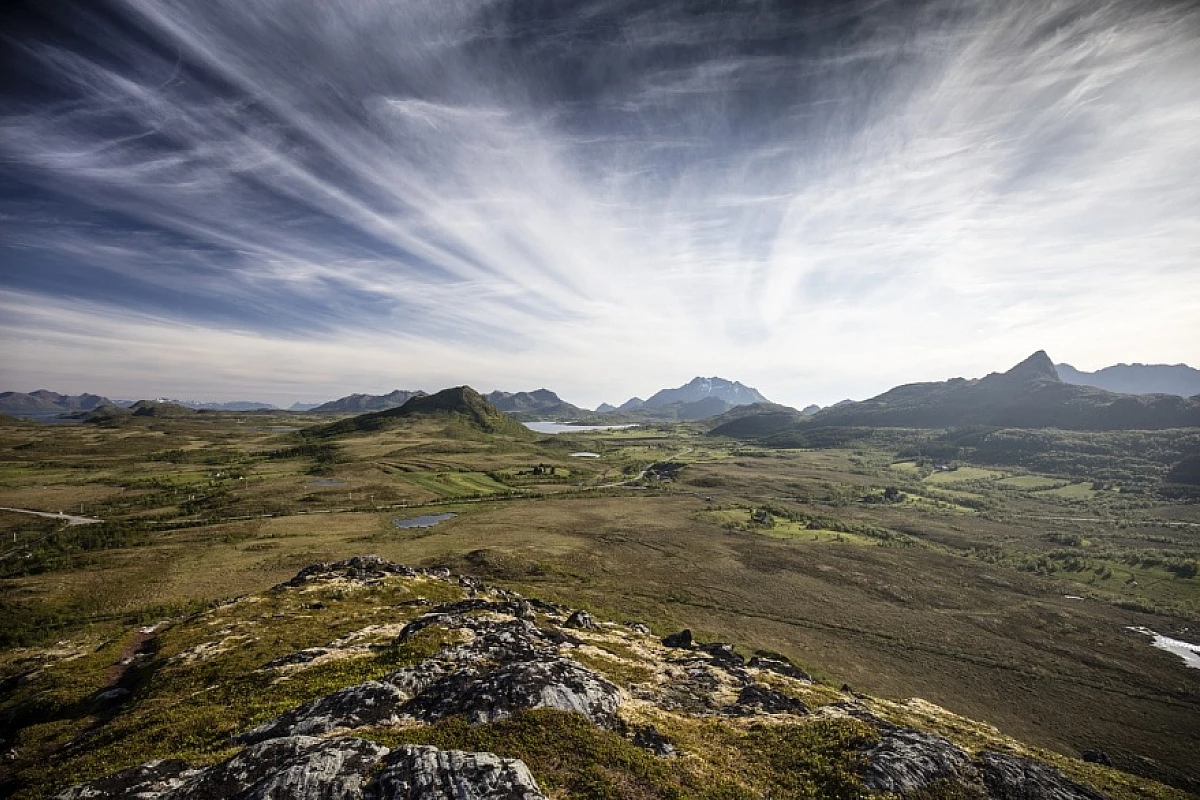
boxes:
[1,0,1198,407]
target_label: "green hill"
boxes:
[311,386,532,438]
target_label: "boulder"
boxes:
[374,745,545,799]
[627,622,652,635]
[662,629,693,649]
[700,643,744,667]
[564,610,597,630]
[977,751,1108,800]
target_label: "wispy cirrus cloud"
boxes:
[1,0,1197,407]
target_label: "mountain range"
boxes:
[0,390,111,417]
[710,352,1200,437]
[1056,362,1200,397]
[595,377,771,420]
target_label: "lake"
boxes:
[393,513,457,529]
[523,422,638,434]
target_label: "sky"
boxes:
[1,0,1198,410]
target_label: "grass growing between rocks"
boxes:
[2,575,465,798]
[364,709,880,800]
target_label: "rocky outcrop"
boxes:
[860,726,978,794]
[978,751,1108,800]
[54,738,544,800]
[376,745,546,799]
[52,558,1117,800]
[53,759,199,799]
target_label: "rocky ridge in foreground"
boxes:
[42,557,1166,799]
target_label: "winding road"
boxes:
[0,506,103,525]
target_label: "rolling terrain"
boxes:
[0,377,1197,796]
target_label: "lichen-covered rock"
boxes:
[374,745,546,799]
[53,759,199,799]
[57,739,546,800]
[978,751,1108,800]
[861,726,978,794]
[401,657,622,728]
[238,681,409,744]
[169,736,388,799]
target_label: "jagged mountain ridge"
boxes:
[46,556,1134,800]
[805,351,1200,430]
[1056,362,1200,398]
[644,376,769,408]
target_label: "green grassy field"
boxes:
[1,412,1198,794]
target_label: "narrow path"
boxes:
[0,506,103,525]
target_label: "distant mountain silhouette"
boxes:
[594,402,618,413]
[0,390,111,417]
[617,397,645,412]
[1055,362,1200,397]
[484,389,583,417]
[311,386,530,438]
[312,390,426,413]
[806,351,1200,430]
[289,402,322,411]
[644,377,769,408]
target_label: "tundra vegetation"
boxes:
[0,406,1197,797]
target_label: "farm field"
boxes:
[0,411,1198,793]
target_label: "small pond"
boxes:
[569,452,601,458]
[1128,626,1200,669]
[393,513,457,529]
[523,422,638,434]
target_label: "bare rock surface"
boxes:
[56,737,544,800]
[164,735,387,799]
[374,745,546,799]
[978,751,1108,800]
[860,726,978,794]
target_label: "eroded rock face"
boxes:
[861,726,978,794]
[56,738,545,800]
[165,735,387,799]
[978,751,1108,800]
[375,745,546,799]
